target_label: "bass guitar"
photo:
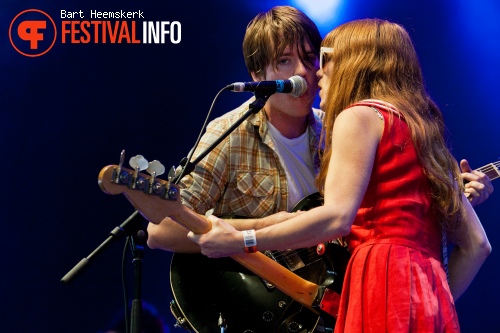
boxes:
[98,153,350,333]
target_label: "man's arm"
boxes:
[147,211,300,253]
[146,117,231,253]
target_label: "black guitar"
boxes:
[169,193,351,333]
[98,163,351,333]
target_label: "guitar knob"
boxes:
[287,321,302,332]
[316,243,325,255]
[262,310,274,322]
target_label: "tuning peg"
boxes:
[112,150,127,184]
[145,160,165,194]
[147,160,165,177]
[168,166,176,181]
[129,155,149,171]
[164,166,176,191]
[119,150,125,168]
[166,166,179,200]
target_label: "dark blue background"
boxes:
[1,1,499,332]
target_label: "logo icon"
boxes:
[9,9,57,57]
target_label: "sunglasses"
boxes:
[320,46,334,69]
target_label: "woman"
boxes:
[188,19,491,332]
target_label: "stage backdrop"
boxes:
[1,1,499,332]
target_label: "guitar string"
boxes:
[476,162,500,179]
[475,167,499,180]
[270,248,323,265]
[479,168,499,174]
[476,161,500,171]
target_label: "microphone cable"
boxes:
[174,85,232,184]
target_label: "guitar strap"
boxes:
[442,230,449,281]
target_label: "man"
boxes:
[147,6,329,332]
[147,6,323,252]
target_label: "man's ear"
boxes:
[250,72,262,82]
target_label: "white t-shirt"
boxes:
[267,122,317,210]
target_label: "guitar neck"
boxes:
[476,161,500,181]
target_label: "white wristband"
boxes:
[242,229,257,253]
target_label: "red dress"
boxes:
[334,100,460,333]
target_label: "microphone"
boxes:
[228,75,307,97]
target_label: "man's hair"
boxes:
[242,6,322,78]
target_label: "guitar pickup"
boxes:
[267,249,305,272]
[282,250,306,271]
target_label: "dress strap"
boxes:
[348,99,402,118]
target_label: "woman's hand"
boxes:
[460,159,494,207]
[187,215,243,258]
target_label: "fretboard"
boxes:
[476,161,500,181]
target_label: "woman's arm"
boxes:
[447,194,492,300]
[188,106,383,257]
[146,211,301,253]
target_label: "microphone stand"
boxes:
[60,211,147,333]
[61,91,271,333]
[61,211,146,284]
[129,227,148,333]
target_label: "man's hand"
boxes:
[460,159,494,206]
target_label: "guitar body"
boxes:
[169,192,350,332]
[170,242,350,333]
[170,253,315,333]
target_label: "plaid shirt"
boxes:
[180,98,323,218]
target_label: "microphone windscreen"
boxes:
[289,75,307,97]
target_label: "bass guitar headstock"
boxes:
[98,151,181,223]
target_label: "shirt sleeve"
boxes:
[179,119,229,214]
